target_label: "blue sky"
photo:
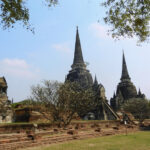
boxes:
[0,0,150,102]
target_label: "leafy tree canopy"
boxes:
[1,0,149,43]
[0,0,58,31]
[122,98,150,123]
[102,0,150,43]
[30,80,95,126]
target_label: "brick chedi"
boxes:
[110,52,145,111]
[66,27,93,88]
[66,27,119,120]
[0,77,13,123]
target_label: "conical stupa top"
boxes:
[121,52,130,81]
[72,27,85,68]
[113,92,116,98]
[94,75,98,86]
[138,88,142,95]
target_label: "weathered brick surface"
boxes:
[0,121,140,150]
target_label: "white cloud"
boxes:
[0,58,39,79]
[3,59,28,69]
[52,42,72,53]
[89,22,112,39]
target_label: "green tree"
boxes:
[0,0,58,31]
[30,80,60,122]
[122,98,150,123]
[102,0,150,42]
[58,81,95,124]
[30,80,95,126]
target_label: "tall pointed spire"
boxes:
[93,75,98,86]
[121,52,130,81]
[138,88,142,95]
[72,27,85,69]
[113,92,116,98]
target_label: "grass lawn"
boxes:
[25,131,150,150]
